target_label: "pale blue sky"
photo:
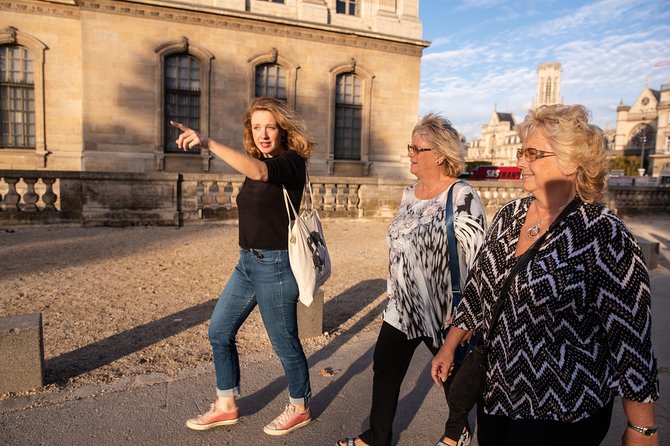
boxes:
[418,0,670,140]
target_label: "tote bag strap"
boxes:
[283,186,300,222]
[304,168,315,213]
[283,164,312,219]
[484,196,583,346]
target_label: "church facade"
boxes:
[0,0,427,178]
[466,62,562,166]
[613,81,670,180]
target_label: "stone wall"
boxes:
[2,171,668,227]
[0,0,427,179]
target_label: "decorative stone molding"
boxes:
[0,1,80,18]
[91,0,425,56]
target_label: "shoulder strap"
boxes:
[284,165,312,219]
[483,196,582,345]
[445,180,463,308]
[304,166,315,213]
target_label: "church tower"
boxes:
[534,62,562,107]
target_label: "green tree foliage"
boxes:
[609,156,641,176]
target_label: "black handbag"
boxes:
[447,197,582,414]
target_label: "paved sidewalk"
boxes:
[0,218,668,446]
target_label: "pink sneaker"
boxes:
[185,404,239,431]
[263,404,312,436]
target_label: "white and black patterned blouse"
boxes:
[452,196,659,422]
[384,181,487,348]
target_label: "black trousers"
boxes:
[476,398,614,446]
[358,322,468,446]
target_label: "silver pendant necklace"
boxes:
[526,199,571,240]
[527,219,542,238]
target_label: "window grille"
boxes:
[255,63,287,101]
[0,45,35,148]
[164,53,201,153]
[334,73,362,160]
[336,0,357,15]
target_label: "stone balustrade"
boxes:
[1,170,668,226]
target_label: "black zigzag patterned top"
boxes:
[452,196,659,422]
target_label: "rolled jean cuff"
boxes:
[289,391,310,407]
[216,386,241,398]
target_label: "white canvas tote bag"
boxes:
[282,180,331,306]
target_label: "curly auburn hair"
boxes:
[242,97,314,160]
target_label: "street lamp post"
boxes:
[639,133,647,176]
[638,110,648,177]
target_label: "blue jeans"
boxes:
[208,249,311,406]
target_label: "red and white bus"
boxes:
[468,166,521,181]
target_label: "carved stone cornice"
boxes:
[2,0,427,56]
[0,0,80,18]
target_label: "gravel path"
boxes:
[1,213,667,402]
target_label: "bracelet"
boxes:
[627,420,658,436]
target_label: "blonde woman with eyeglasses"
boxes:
[432,104,659,446]
[338,113,487,446]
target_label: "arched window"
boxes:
[0,28,46,166]
[0,44,34,148]
[255,63,287,101]
[155,37,214,170]
[334,73,362,160]
[629,124,655,150]
[247,49,299,109]
[164,53,201,154]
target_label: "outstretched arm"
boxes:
[170,121,268,181]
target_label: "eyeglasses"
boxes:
[407,144,433,155]
[516,147,557,162]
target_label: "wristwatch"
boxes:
[627,421,658,436]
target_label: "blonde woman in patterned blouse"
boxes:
[432,104,659,446]
[338,113,487,446]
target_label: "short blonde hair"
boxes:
[412,112,465,178]
[517,104,608,203]
[242,97,315,159]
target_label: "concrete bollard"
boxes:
[636,237,660,270]
[0,313,45,394]
[297,289,324,339]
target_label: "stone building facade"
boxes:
[533,62,562,108]
[466,62,562,166]
[613,80,670,180]
[466,108,520,167]
[0,0,428,178]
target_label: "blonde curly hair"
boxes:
[242,97,315,159]
[412,112,465,178]
[517,104,608,203]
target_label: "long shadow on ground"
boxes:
[45,300,217,384]
[236,278,387,417]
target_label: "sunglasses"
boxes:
[407,144,433,156]
[516,147,557,162]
